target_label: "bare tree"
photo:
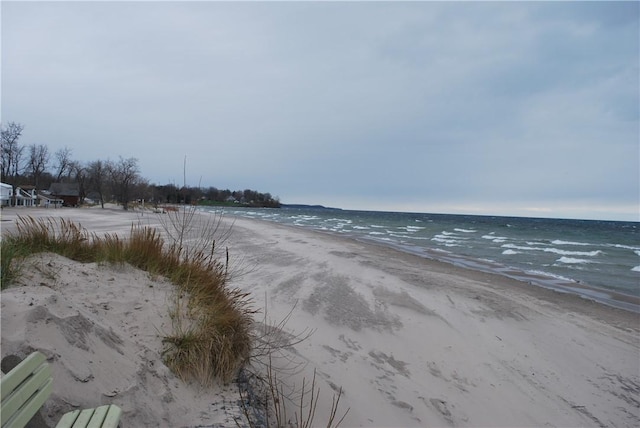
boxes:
[1,122,26,205]
[107,157,140,210]
[27,144,50,190]
[87,159,108,208]
[53,146,73,182]
[69,160,87,204]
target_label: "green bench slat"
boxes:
[55,410,82,428]
[1,352,47,400]
[70,408,94,427]
[55,405,122,428]
[1,362,52,422]
[1,351,53,428]
[86,406,109,427]
[87,405,121,428]
[1,377,53,428]
[1,352,121,428]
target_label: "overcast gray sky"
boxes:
[2,1,638,221]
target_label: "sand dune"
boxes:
[1,206,638,427]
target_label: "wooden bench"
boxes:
[1,352,122,428]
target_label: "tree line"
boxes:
[1,122,281,210]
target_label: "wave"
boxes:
[501,244,603,257]
[402,235,432,241]
[546,248,603,257]
[556,257,593,265]
[633,266,640,272]
[454,228,477,233]
[434,234,461,241]
[440,231,471,240]
[482,234,508,240]
[405,225,425,230]
[501,244,539,251]
[612,244,640,251]
[397,225,425,233]
[390,233,413,239]
[327,218,352,223]
[552,240,593,246]
[482,234,508,243]
[431,236,461,246]
[502,249,521,255]
[527,270,575,283]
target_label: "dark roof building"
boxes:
[49,183,80,207]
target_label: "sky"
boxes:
[2,1,638,221]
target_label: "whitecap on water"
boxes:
[502,249,521,255]
[432,236,460,246]
[545,248,602,257]
[612,243,640,251]
[502,243,538,251]
[556,257,593,264]
[483,234,508,243]
[552,239,593,246]
[501,244,602,257]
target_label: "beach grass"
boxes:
[1,215,254,384]
[1,238,23,288]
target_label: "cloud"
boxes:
[1,1,637,220]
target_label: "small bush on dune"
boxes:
[163,295,253,384]
[155,206,254,384]
[160,256,255,384]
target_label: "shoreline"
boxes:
[204,206,640,314]
[2,206,639,427]
[355,233,640,314]
[228,214,640,332]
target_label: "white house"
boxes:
[13,187,37,207]
[0,183,41,207]
[0,182,12,207]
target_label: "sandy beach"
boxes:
[1,206,639,427]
